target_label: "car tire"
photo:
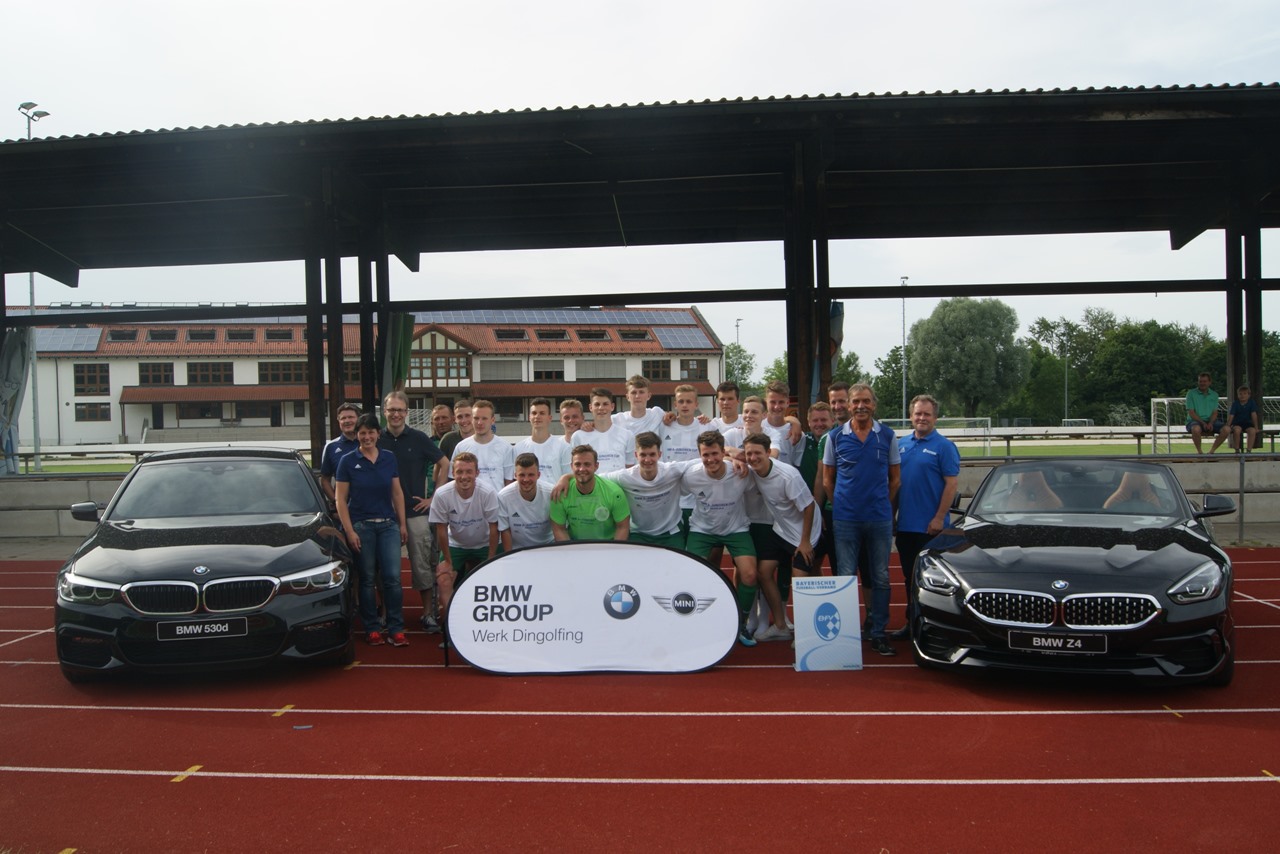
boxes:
[330,638,356,667]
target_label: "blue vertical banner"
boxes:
[792,575,863,671]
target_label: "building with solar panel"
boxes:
[12,305,723,447]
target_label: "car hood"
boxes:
[924,518,1225,592]
[68,513,347,584]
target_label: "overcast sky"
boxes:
[5,0,1278,379]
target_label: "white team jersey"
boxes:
[708,414,743,435]
[679,459,750,536]
[721,426,747,449]
[428,479,499,550]
[454,436,515,494]
[497,480,555,549]
[660,419,705,510]
[761,419,800,466]
[750,459,821,547]
[602,462,684,536]
[513,435,572,485]
[571,426,633,473]
[612,406,665,440]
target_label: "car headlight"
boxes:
[57,570,122,605]
[279,561,347,593]
[917,555,962,596]
[1167,561,1225,604]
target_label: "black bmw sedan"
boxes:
[55,447,355,682]
[911,459,1236,686]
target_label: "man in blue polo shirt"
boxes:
[319,402,361,505]
[891,394,960,640]
[378,391,448,634]
[822,382,900,656]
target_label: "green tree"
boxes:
[832,349,867,386]
[999,340,1073,425]
[723,342,757,389]
[1083,320,1195,420]
[909,297,1029,418]
[762,353,788,386]
[871,346,923,421]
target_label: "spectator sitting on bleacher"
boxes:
[1186,371,1225,454]
[1213,384,1261,453]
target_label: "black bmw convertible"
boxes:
[911,459,1236,686]
[55,447,355,682]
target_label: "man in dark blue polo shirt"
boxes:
[822,383,900,656]
[319,402,361,505]
[892,394,959,639]
[378,391,448,633]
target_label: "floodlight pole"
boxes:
[19,102,50,471]
[900,276,909,423]
[1063,336,1069,423]
[735,318,742,345]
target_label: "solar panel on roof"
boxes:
[654,327,712,350]
[34,328,102,352]
[415,308,696,326]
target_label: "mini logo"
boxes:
[192,566,211,576]
[813,601,841,641]
[603,584,641,619]
[1051,580,1070,591]
[653,593,715,615]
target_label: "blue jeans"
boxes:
[833,518,892,639]
[354,519,404,634]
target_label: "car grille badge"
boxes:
[193,565,211,576]
[1051,579,1069,591]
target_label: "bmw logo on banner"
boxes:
[450,542,739,674]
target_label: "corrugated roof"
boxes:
[6,84,1278,145]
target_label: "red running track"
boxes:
[1,549,1278,851]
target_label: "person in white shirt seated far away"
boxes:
[498,453,556,551]
[570,387,634,474]
[514,397,572,485]
[559,398,585,446]
[453,399,515,494]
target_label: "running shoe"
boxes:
[737,629,758,648]
[388,632,410,648]
[365,631,385,646]
[869,637,897,657]
[421,614,442,634]
[754,624,793,643]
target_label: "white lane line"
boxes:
[0,702,1277,718]
[1235,591,1280,612]
[0,764,1274,787]
[0,630,51,649]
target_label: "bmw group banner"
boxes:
[792,575,863,671]
[450,541,739,674]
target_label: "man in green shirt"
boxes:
[550,446,631,541]
[1185,372,1225,454]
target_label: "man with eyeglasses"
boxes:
[379,391,449,634]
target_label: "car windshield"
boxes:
[109,458,322,519]
[973,461,1181,518]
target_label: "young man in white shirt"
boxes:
[514,397,572,485]
[744,433,821,642]
[613,374,667,440]
[428,452,499,619]
[662,384,706,537]
[498,453,555,551]
[681,431,761,647]
[707,381,743,434]
[763,380,804,466]
[559,399,585,446]
[454,399,515,494]
[602,431,686,550]
[571,388,633,474]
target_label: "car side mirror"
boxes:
[1194,493,1236,519]
[70,501,101,523]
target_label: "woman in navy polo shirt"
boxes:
[335,413,409,647]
